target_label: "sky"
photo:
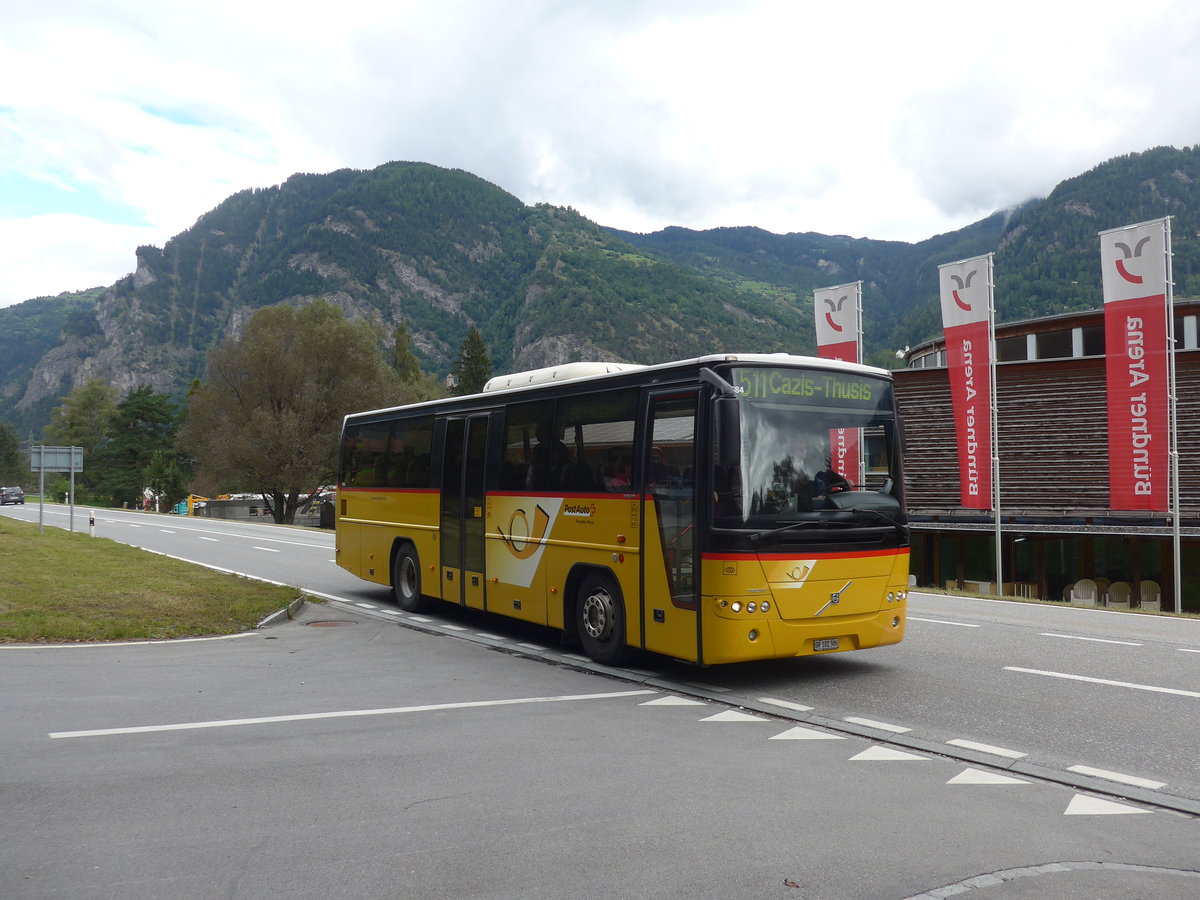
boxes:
[4,0,1200,309]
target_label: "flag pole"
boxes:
[986,254,1002,595]
[1165,219,1182,612]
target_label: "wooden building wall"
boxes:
[894,350,1200,519]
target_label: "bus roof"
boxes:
[345,353,891,422]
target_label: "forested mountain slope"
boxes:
[3,146,1199,436]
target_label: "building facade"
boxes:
[894,300,1200,613]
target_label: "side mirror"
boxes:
[714,397,741,467]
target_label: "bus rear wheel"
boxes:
[577,573,632,666]
[393,545,433,612]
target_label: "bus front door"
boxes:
[440,414,490,610]
[641,392,700,661]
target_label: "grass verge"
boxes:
[0,516,304,643]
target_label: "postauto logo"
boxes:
[562,501,597,518]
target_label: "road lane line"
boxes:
[48,690,656,739]
[1040,633,1142,646]
[908,617,981,627]
[1067,765,1167,789]
[253,546,280,553]
[198,536,219,542]
[946,738,1027,759]
[3,633,257,650]
[844,716,911,733]
[758,697,815,712]
[1006,666,1200,698]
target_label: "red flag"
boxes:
[938,256,994,510]
[814,282,862,486]
[1100,219,1171,511]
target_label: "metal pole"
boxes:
[1164,219,1183,613]
[69,465,76,532]
[988,254,1003,595]
[38,452,45,535]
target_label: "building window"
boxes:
[1036,328,1073,360]
[996,335,1026,362]
[1081,325,1105,356]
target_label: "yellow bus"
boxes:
[336,354,908,665]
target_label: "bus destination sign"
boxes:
[730,368,891,410]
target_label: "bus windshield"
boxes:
[714,366,905,539]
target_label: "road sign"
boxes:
[29,445,84,473]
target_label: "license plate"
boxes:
[813,638,840,651]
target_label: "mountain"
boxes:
[615,145,1200,355]
[3,147,1200,437]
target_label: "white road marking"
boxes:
[1040,632,1141,646]
[198,536,219,542]
[850,746,927,761]
[3,633,257,650]
[769,726,843,741]
[757,697,815,712]
[1180,648,1200,654]
[49,689,656,739]
[844,716,912,733]
[1005,666,1200,698]
[253,546,280,553]
[1064,794,1151,816]
[641,696,706,707]
[908,616,981,628]
[1067,765,1166,789]
[946,739,1028,759]
[160,529,176,534]
[700,710,769,723]
[947,768,1029,785]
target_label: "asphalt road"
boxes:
[2,503,1197,898]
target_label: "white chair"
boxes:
[1070,578,1098,606]
[1094,577,1111,605]
[1062,584,1074,603]
[1139,580,1162,612]
[1107,581,1132,609]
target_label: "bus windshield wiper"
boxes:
[748,518,847,544]
[847,507,908,536]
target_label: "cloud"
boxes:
[2,0,1200,307]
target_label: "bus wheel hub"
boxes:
[581,590,614,641]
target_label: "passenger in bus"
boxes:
[604,456,631,491]
[526,422,571,489]
[649,446,680,485]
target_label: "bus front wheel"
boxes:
[577,573,632,666]
[393,545,433,612]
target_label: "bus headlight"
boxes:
[747,602,757,613]
[731,601,742,613]
[761,601,770,613]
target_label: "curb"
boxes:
[256,596,307,628]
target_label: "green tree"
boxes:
[178,299,410,524]
[43,378,119,456]
[91,387,181,508]
[450,326,492,396]
[391,321,422,382]
[145,448,189,511]
[0,420,26,485]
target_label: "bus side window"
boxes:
[503,400,555,491]
[558,388,638,492]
